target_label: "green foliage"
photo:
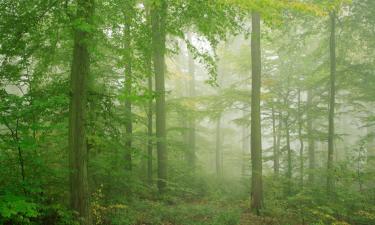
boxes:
[103,199,241,225]
[0,194,38,224]
[1,0,374,224]
[0,194,77,225]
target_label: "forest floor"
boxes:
[239,212,276,225]
[126,199,273,225]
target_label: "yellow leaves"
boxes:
[332,221,351,225]
[355,210,375,220]
[108,204,127,210]
[287,2,326,17]
[221,0,326,17]
[91,185,127,225]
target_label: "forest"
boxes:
[0,0,374,224]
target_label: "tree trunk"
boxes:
[285,112,292,194]
[187,33,196,171]
[327,11,336,194]
[124,3,133,171]
[275,112,282,175]
[69,0,94,224]
[272,105,279,175]
[307,89,315,185]
[146,56,153,185]
[298,89,304,188]
[151,0,167,193]
[250,11,263,215]
[143,2,153,186]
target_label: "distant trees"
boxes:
[1,0,375,224]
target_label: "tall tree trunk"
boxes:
[275,112,282,175]
[272,105,279,175]
[250,11,263,215]
[298,89,304,188]
[147,60,153,185]
[151,0,167,193]
[187,33,196,171]
[145,2,153,186]
[69,0,94,224]
[124,3,133,171]
[307,89,315,184]
[215,114,222,177]
[327,11,336,194]
[285,112,292,194]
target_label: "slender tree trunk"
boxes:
[69,0,94,224]
[272,105,279,175]
[307,89,315,185]
[15,119,26,194]
[285,112,292,194]
[327,11,336,194]
[151,0,167,193]
[275,112,282,175]
[145,2,153,185]
[187,33,196,171]
[215,114,222,177]
[250,11,263,215]
[124,3,133,171]
[146,14,153,184]
[298,89,304,188]
[147,72,153,184]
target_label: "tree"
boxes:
[307,89,315,184]
[187,33,196,172]
[151,0,168,193]
[123,1,135,171]
[250,11,263,214]
[327,11,336,194]
[271,103,280,175]
[68,0,94,224]
[297,89,304,188]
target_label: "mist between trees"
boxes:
[0,0,374,225]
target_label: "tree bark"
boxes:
[151,0,167,193]
[327,11,336,194]
[69,0,94,224]
[250,11,263,215]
